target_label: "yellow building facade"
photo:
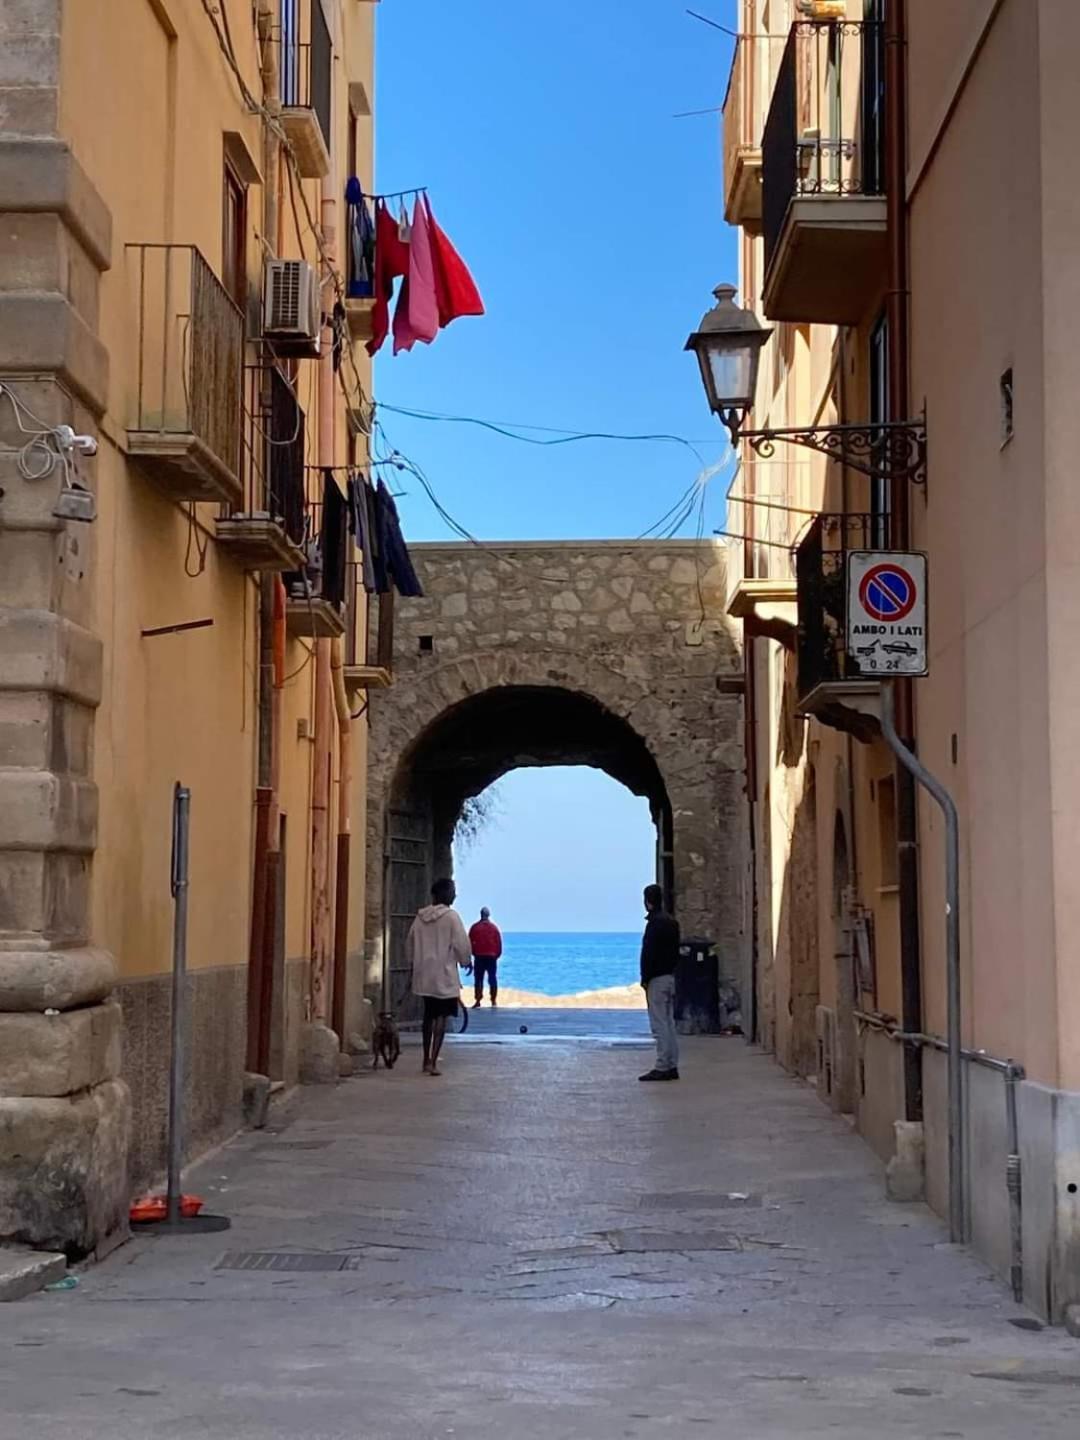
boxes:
[721,0,1080,1323]
[0,0,380,1256]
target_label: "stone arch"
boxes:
[366,649,740,1009]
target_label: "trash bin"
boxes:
[675,938,721,1035]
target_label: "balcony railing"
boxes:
[343,562,394,687]
[795,511,875,698]
[284,475,349,637]
[278,0,332,178]
[244,367,306,536]
[127,243,244,504]
[762,19,885,275]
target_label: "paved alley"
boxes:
[1,1031,1078,1439]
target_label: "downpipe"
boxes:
[880,682,965,1243]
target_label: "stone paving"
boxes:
[1,1026,1079,1438]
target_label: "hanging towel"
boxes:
[426,197,485,329]
[368,200,410,357]
[347,474,377,595]
[345,178,376,298]
[375,479,424,597]
[367,482,388,593]
[392,197,440,355]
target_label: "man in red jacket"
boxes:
[468,907,503,1009]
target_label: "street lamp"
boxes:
[684,284,772,442]
[686,284,928,485]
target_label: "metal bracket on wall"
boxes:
[738,418,928,486]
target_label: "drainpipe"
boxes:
[310,146,339,1028]
[880,683,964,1243]
[247,0,282,1076]
[884,0,924,1126]
[331,637,351,1045]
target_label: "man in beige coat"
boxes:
[407,877,472,1076]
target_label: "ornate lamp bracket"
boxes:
[730,417,928,486]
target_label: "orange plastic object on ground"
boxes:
[129,1194,204,1222]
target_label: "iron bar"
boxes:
[880,683,964,1244]
[167,783,191,1227]
[734,418,927,484]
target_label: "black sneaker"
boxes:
[639,1068,680,1082]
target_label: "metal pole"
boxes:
[879,684,964,1243]
[167,783,191,1226]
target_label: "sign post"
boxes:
[846,551,928,677]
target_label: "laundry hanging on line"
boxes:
[345,472,423,599]
[345,179,376,299]
[356,186,484,358]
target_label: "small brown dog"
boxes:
[372,1011,401,1070]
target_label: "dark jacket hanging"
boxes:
[321,471,348,610]
[375,479,423,598]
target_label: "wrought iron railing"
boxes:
[345,562,395,671]
[238,366,306,539]
[279,0,331,151]
[762,19,886,272]
[127,243,245,479]
[795,511,875,697]
[285,478,347,609]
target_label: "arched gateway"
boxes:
[364,541,747,1015]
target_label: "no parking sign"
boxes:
[846,551,929,677]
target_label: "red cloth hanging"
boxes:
[426,197,485,329]
[393,197,440,355]
[367,200,410,357]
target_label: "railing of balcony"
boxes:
[727,458,814,585]
[285,477,348,609]
[761,19,886,272]
[344,562,395,672]
[795,511,876,697]
[279,0,331,150]
[722,34,754,202]
[238,367,307,537]
[127,243,245,480]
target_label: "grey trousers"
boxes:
[646,974,679,1072]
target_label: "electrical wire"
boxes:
[375,401,709,469]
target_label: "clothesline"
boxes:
[362,186,428,203]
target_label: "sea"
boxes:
[496,932,640,997]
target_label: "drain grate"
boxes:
[639,1192,762,1211]
[215,1251,348,1273]
[256,1140,331,1152]
[605,1230,741,1254]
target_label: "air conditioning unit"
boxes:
[263,259,321,349]
[797,0,846,17]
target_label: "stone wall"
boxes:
[365,541,748,1002]
[0,0,129,1257]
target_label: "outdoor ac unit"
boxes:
[263,259,321,346]
[797,0,846,17]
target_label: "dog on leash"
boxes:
[371,1012,401,1070]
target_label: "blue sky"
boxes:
[376,1,737,930]
[453,769,657,932]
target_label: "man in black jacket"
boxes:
[639,884,680,1082]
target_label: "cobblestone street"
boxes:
[1,1025,1078,1438]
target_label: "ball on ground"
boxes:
[519,1024,528,1034]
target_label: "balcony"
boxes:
[761,19,887,324]
[344,563,394,690]
[724,463,805,647]
[722,35,763,232]
[344,186,376,343]
[217,367,307,571]
[284,475,348,639]
[126,244,244,505]
[795,511,882,740]
[279,0,332,180]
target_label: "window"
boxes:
[348,103,358,184]
[222,161,247,310]
[1000,367,1014,447]
[876,775,898,888]
[869,313,889,546]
